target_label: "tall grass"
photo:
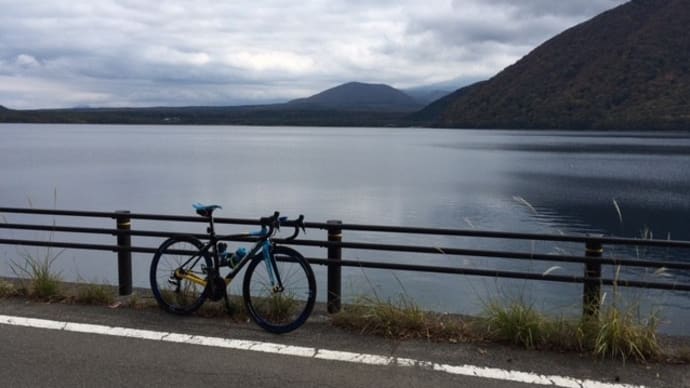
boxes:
[592,301,661,362]
[587,236,664,362]
[480,297,661,362]
[482,300,544,349]
[332,295,467,341]
[479,264,661,361]
[7,192,65,300]
[10,249,63,300]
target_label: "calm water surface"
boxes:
[1,124,689,334]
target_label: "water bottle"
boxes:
[217,243,230,266]
[231,247,247,267]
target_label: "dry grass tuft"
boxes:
[0,280,18,297]
[73,284,116,305]
[332,296,467,342]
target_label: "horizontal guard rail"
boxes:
[1,206,689,318]
[3,207,690,248]
[277,239,690,270]
[2,223,690,270]
[300,258,690,292]
[2,234,689,279]
[1,237,687,292]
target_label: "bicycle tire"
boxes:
[243,246,316,334]
[150,236,211,315]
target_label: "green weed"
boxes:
[479,297,661,362]
[10,250,63,300]
[481,300,545,349]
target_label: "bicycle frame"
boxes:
[173,216,283,291]
[151,208,314,333]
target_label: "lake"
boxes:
[1,124,689,334]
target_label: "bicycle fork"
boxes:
[263,241,284,293]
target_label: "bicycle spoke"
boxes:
[243,246,316,333]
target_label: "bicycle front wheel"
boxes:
[150,236,211,315]
[243,246,316,334]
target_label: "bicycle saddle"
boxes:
[192,203,222,217]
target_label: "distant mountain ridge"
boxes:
[0,81,424,125]
[0,82,419,126]
[287,81,422,112]
[408,81,486,123]
[420,0,690,130]
[403,88,452,105]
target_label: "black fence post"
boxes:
[116,210,132,296]
[327,220,342,314]
[583,239,603,320]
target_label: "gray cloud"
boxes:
[0,0,628,108]
[478,0,627,18]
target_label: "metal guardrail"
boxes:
[1,207,689,318]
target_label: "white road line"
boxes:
[0,314,644,388]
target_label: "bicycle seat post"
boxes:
[207,215,216,238]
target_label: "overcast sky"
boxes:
[0,0,627,109]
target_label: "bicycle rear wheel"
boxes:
[150,236,211,315]
[243,246,316,334]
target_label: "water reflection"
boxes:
[446,141,690,155]
[509,172,690,240]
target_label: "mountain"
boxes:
[423,0,690,130]
[287,82,422,112]
[0,105,22,121]
[408,81,486,123]
[403,88,452,105]
[402,77,479,104]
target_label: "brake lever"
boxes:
[273,211,281,231]
[297,214,306,234]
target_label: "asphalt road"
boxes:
[0,298,686,388]
[2,324,509,388]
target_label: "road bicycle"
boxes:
[149,203,316,334]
